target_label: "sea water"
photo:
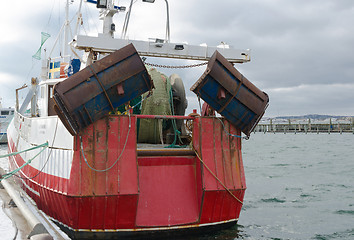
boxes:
[0,133,353,239]
[238,133,354,240]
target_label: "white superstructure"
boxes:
[0,99,14,143]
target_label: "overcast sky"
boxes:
[1,0,354,117]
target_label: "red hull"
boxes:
[9,115,246,238]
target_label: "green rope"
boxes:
[0,142,48,158]
[0,142,49,181]
[165,77,184,148]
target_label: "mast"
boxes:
[99,0,118,38]
[164,0,170,43]
[74,0,84,36]
[63,0,70,58]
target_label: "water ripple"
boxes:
[334,210,354,215]
[261,198,286,203]
[312,228,354,239]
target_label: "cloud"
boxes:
[0,0,353,117]
[265,83,354,116]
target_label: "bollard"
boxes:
[30,233,54,240]
[1,179,53,240]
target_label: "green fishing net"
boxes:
[32,32,51,60]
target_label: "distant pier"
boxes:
[255,117,354,134]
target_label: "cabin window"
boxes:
[48,85,57,116]
[1,111,9,115]
[48,85,54,98]
[10,110,14,115]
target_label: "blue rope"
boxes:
[216,117,246,139]
[120,93,151,115]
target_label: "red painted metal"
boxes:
[192,117,246,224]
[8,114,246,238]
[136,156,199,226]
[136,114,194,120]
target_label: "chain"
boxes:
[145,61,208,69]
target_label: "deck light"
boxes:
[155,38,164,47]
[174,44,184,50]
[111,23,116,32]
[97,0,108,8]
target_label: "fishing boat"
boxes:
[0,98,14,144]
[6,0,268,239]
